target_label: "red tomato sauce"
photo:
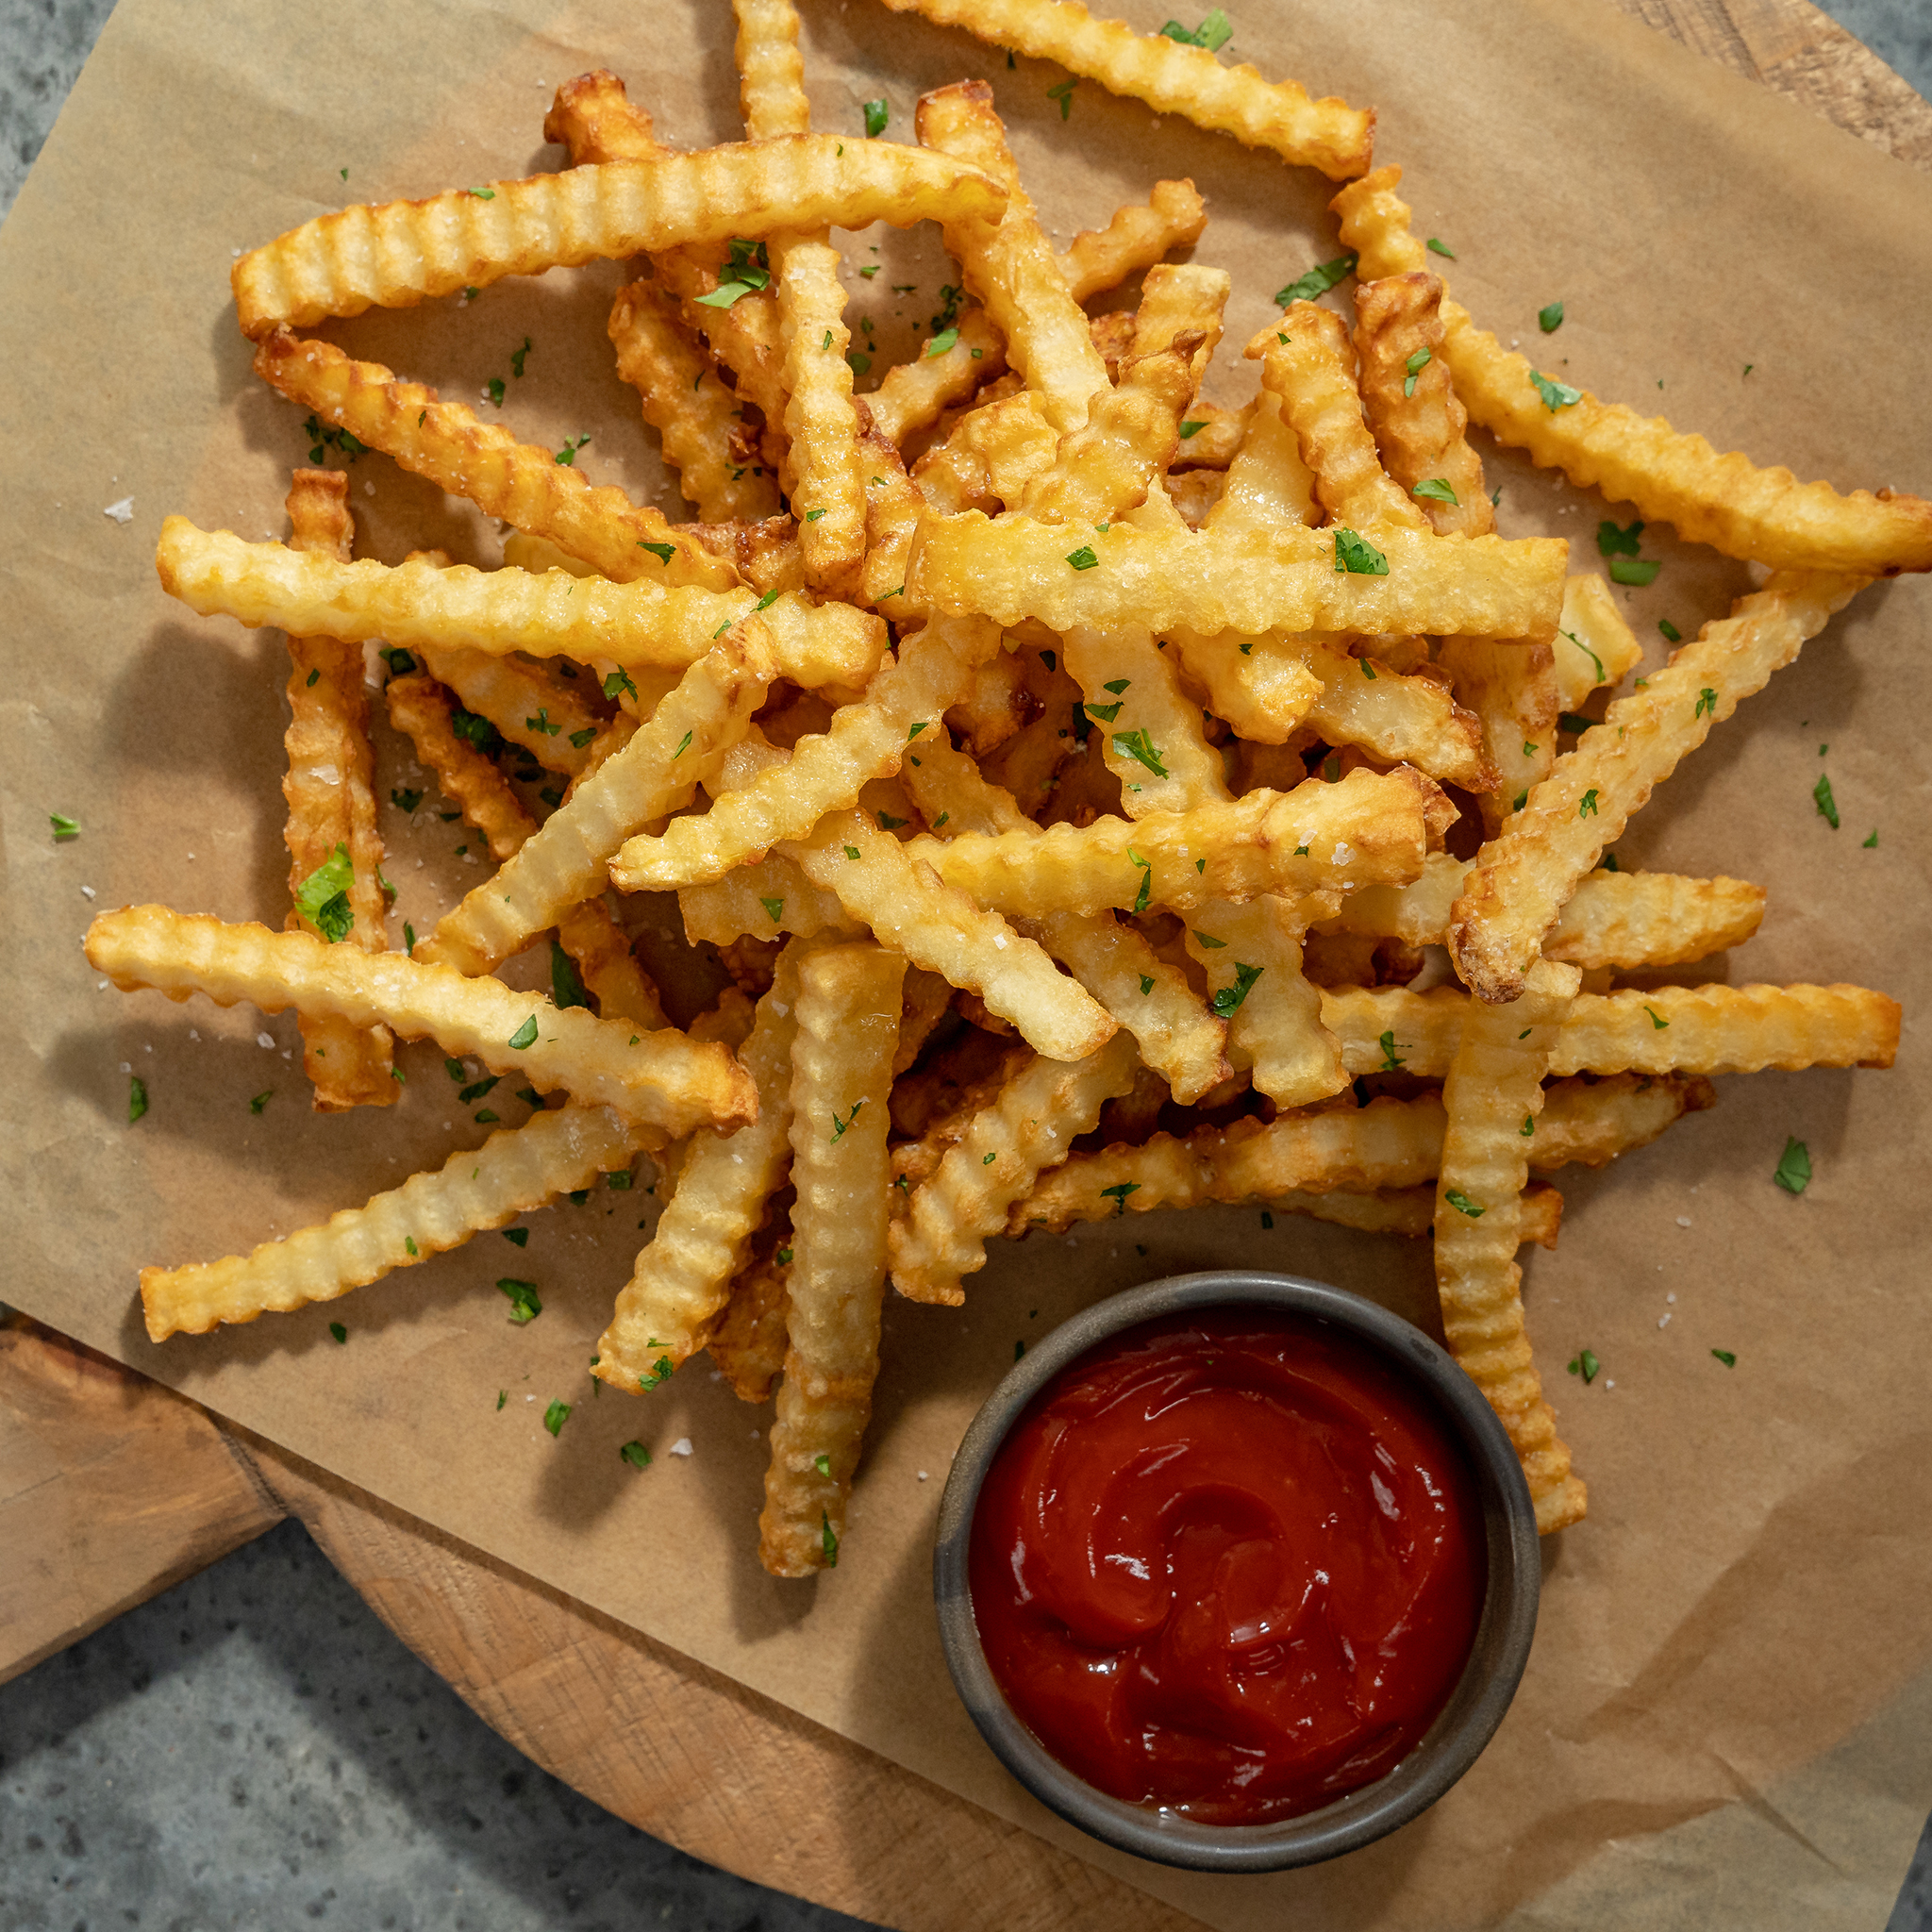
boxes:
[967,1307,1486,1825]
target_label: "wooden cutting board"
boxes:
[5,7,1926,1927]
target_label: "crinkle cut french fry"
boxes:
[280,468,395,1109]
[759,942,905,1578]
[609,280,782,524]
[543,70,667,165]
[1331,854,1766,968]
[1436,636,1558,834]
[1016,341,1202,525]
[1352,273,1493,538]
[1206,384,1319,536]
[908,512,1571,642]
[916,82,1110,433]
[1185,894,1345,1108]
[913,391,1059,517]
[1450,572,1865,1002]
[232,137,1008,338]
[1063,625,1231,808]
[608,617,999,890]
[1298,636,1492,791]
[252,333,734,590]
[776,235,868,598]
[709,1201,794,1403]
[732,0,811,139]
[554,898,669,1032]
[791,809,1118,1062]
[876,0,1374,180]
[1058,178,1208,304]
[892,1034,1139,1304]
[85,908,756,1136]
[1251,308,1426,534]
[902,766,1430,918]
[1269,1181,1560,1247]
[415,643,603,775]
[1168,626,1322,743]
[425,625,776,974]
[140,1105,654,1341]
[1322,982,1900,1079]
[1332,165,1932,576]
[1434,958,1585,1535]
[1555,573,1644,709]
[596,954,800,1384]
[1129,264,1228,367]
[385,672,539,863]
[864,308,1009,448]
[157,518,885,692]
[679,852,858,945]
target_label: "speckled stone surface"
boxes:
[2,2,1928,1927]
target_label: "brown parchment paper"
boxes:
[3,0,1928,1924]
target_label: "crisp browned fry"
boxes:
[609,617,999,889]
[916,82,1109,432]
[674,515,808,600]
[253,333,734,589]
[233,138,1008,337]
[554,898,669,1032]
[157,519,885,692]
[1333,164,1932,576]
[385,672,535,862]
[1171,404,1249,472]
[875,0,1374,179]
[425,625,776,974]
[609,279,782,523]
[1017,339,1202,525]
[543,70,666,164]
[1330,856,1765,968]
[864,308,1009,448]
[914,390,1058,515]
[415,643,603,775]
[1450,572,1865,1001]
[141,1105,655,1341]
[774,237,867,596]
[596,950,801,1386]
[759,942,905,1577]
[1167,625,1322,741]
[709,1203,795,1402]
[1555,573,1644,709]
[1438,637,1559,834]
[1184,894,1344,1107]
[908,512,1571,641]
[1058,178,1208,302]
[1353,272,1492,537]
[279,469,394,1108]
[891,1032,1139,1304]
[1434,958,1585,1534]
[86,908,755,1137]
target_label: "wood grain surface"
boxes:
[7,6,1926,1929]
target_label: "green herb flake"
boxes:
[1578,789,1600,818]
[805,507,826,522]
[1378,1029,1405,1072]
[846,349,873,376]
[1047,77,1077,118]
[877,813,907,831]
[294,842,356,943]
[1444,1188,1484,1218]
[1426,236,1457,258]
[458,1075,502,1103]
[1863,829,1878,848]
[1159,8,1232,50]
[502,1227,529,1247]
[621,1441,652,1469]
[821,1510,840,1565]
[543,1399,572,1437]
[1812,773,1840,829]
[1609,556,1661,586]
[907,721,929,739]
[924,325,960,358]
[1561,628,1606,683]
[1100,1180,1141,1215]
[1658,618,1682,642]
[1521,1114,1536,1137]
[1211,961,1265,1018]
[1113,728,1169,777]
[497,1277,542,1324]
[568,725,598,750]
[639,1354,674,1391]
[1568,1348,1600,1383]
[405,1237,419,1257]
[328,1322,347,1344]
[1192,932,1225,949]
[813,1452,832,1478]
[843,844,860,860]
[485,376,506,408]
[1330,525,1391,575]
[127,1074,149,1123]
[1597,519,1643,558]
[864,97,889,136]
[1412,478,1458,506]
[553,433,591,465]
[777,1247,793,1265]
[1711,1349,1737,1368]
[1179,419,1207,440]
[1402,344,1431,396]
[1774,1136,1811,1195]
[508,1015,540,1050]
[829,1099,865,1142]
[1694,687,1717,720]
[1139,974,1155,994]
[1274,253,1356,308]
[467,186,496,200]
[1065,544,1100,570]
[760,895,786,924]
[858,264,880,279]
[1529,369,1583,411]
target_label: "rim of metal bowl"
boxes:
[931,1269,1541,1874]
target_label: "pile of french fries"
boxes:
[88,0,1912,1572]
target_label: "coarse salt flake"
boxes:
[669,1437,694,1457]
[103,498,135,525]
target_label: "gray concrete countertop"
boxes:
[3,4,1927,1929]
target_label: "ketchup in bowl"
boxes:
[966,1307,1486,1826]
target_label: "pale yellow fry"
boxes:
[1436,636,1558,833]
[1128,264,1229,366]
[280,469,394,1109]
[253,332,733,589]
[1450,571,1865,1001]
[678,853,858,944]
[776,235,868,596]
[865,308,1009,447]
[234,139,1007,337]
[1164,625,1317,741]
[1058,179,1208,303]
[909,513,1569,640]
[1185,895,1345,1108]
[1323,982,1900,1079]
[915,81,1109,432]
[1352,272,1492,537]
[1252,308,1426,533]
[876,0,1372,178]
[1555,573,1644,709]
[896,735,1226,1100]
[86,908,755,1136]
[597,956,800,1384]
[1063,625,1230,808]
[416,643,602,775]
[140,1105,652,1341]
[902,767,1429,918]
[791,810,1117,1061]
[425,626,776,974]
[913,390,1059,515]
[1295,635,1491,789]
[1332,165,1932,576]
[733,0,811,137]
[1017,342,1201,525]
[608,617,998,890]
[385,673,539,863]
[1332,855,1765,968]
[760,942,905,1577]
[1206,384,1319,535]
[157,519,884,692]
[609,280,782,524]
[1434,958,1584,1534]
[891,1032,1138,1305]
[554,898,669,1032]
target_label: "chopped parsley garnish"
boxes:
[846,349,873,376]
[497,1391,508,1410]
[1412,478,1457,505]
[604,667,640,704]
[458,1074,502,1103]
[1113,729,1168,777]
[450,707,502,754]
[1443,1189,1483,1217]
[829,1099,865,1142]
[1126,847,1153,913]
[1711,1349,1737,1368]
[502,1227,528,1247]
[1529,370,1583,411]
[553,434,591,465]
[621,1441,652,1469]
[1140,974,1156,994]
[1658,618,1682,642]
[1378,1029,1405,1072]
[1597,520,1642,557]
[815,1452,832,1476]
[247,1089,273,1115]
[467,186,496,200]
[843,844,860,860]
[1694,687,1717,720]
[1567,1348,1600,1383]
[497,1277,542,1323]
[1085,698,1124,723]
[760,895,785,924]
[305,667,322,688]
[50,811,80,840]
[1578,789,1600,818]
[1159,9,1232,50]
[1521,1114,1536,1137]
[777,1247,793,1266]
[1274,252,1356,308]
[1560,629,1605,683]
[391,787,423,814]
[805,507,826,522]
[1065,544,1099,570]
[1812,773,1839,829]
[127,1074,148,1123]
[821,1510,840,1565]
[1773,1136,1811,1195]
[907,720,929,739]
[863,97,890,136]
[1362,658,1378,679]
[1211,962,1265,1017]
[486,376,505,408]
[1179,419,1206,439]
[640,1355,674,1391]
[877,813,907,831]
[569,725,598,749]
[526,708,561,737]
[636,542,675,569]
[1643,1006,1669,1030]
[1192,932,1225,948]
[508,1014,540,1050]
[302,414,368,464]
[1100,1181,1141,1215]
[1538,301,1564,333]
[329,1323,348,1344]
[1609,556,1660,586]
[924,326,959,358]
[379,646,416,677]
[1402,345,1431,395]
[1426,237,1457,258]
[294,842,356,943]
[755,587,781,613]
[543,1399,571,1437]
[1863,829,1878,848]
[1046,77,1077,118]
[1333,528,1389,575]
